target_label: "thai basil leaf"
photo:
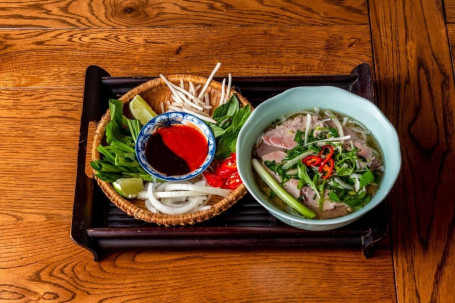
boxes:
[212,95,239,119]
[215,131,239,159]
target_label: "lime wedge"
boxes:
[129,95,157,125]
[113,178,144,199]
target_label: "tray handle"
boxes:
[71,66,111,260]
[350,63,374,103]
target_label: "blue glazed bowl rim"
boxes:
[135,112,216,181]
[237,86,401,226]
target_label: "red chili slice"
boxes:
[318,145,334,173]
[302,155,322,166]
[203,171,224,187]
[222,171,242,190]
[215,153,237,177]
[318,145,334,160]
[321,158,334,179]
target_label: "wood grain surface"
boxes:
[0,0,368,28]
[444,0,455,23]
[0,25,371,88]
[369,0,455,302]
[2,0,454,302]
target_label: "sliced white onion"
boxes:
[144,199,158,213]
[325,111,344,140]
[147,183,201,215]
[163,184,230,197]
[304,113,311,145]
[312,118,331,129]
[282,150,314,170]
[304,135,351,147]
[137,191,148,200]
[154,191,208,198]
[196,205,211,211]
[334,177,354,190]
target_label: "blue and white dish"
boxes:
[136,112,216,181]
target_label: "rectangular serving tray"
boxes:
[71,63,388,261]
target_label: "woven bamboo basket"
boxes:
[92,74,251,226]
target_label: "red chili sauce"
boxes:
[145,124,208,176]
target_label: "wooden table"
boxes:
[0,1,453,302]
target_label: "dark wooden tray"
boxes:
[71,63,388,261]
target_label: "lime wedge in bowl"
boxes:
[113,178,144,199]
[129,95,157,125]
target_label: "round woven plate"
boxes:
[92,74,251,226]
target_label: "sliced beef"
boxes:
[301,186,350,219]
[262,150,288,163]
[255,141,284,158]
[283,179,302,199]
[343,128,373,159]
[262,115,314,150]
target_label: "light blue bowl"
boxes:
[237,86,401,231]
[136,112,216,181]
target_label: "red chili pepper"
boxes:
[302,155,322,166]
[318,145,334,173]
[321,158,334,179]
[203,171,224,187]
[215,153,237,177]
[318,145,334,159]
[222,171,242,190]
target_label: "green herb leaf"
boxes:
[336,164,355,176]
[212,95,239,119]
[343,190,368,207]
[208,123,226,138]
[109,99,124,126]
[329,191,341,202]
[359,168,375,188]
[294,130,304,145]
[328,128,339,138]
[264,160,290,183]
[215,131,239,159]
[297,162,320,198]
[227,104,251,133]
